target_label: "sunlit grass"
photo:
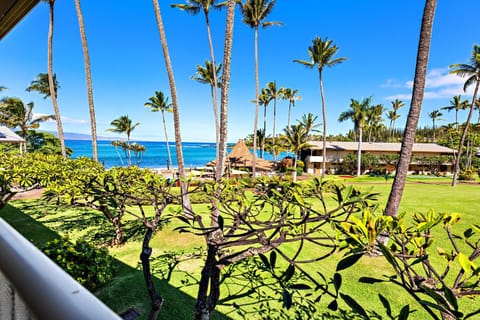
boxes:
[2,179,479,319]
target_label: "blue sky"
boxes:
[0,1,478,142]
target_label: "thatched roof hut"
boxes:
[208,139,274,172]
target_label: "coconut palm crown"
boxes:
[239,0,282,176]
[449,44,480,186]
[294,36,347,176]
[145,91,174,169]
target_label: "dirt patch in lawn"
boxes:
[12,188,45,200]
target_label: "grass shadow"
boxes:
[11,200,156,246]
[0,202,231,320]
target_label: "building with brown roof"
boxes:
[301,141,455,175]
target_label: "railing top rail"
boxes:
[0,218,121,320]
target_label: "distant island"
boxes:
[44,131,119,141]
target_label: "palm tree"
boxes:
[428,109,443,141]
[153,0,191,211]
[281,87,300,130]
[258,89,272,158]
[384,0,437,216]
[40,0,66,158]
[26,73,59,98]
[108,115,139,166]
[264,136,285,161]
[192,60,222,158]
[264,81,283,145]
[366,104,384,142]
[215,0,236,181]
[26,72,65,156]
[0,97,55,151]
[111,140,125,166]
[298,112,320,139]
[145,91,174,170]
[475,99,480,124]
[171,0,227,168]
[194,2,237,319]
[389,99,405,139]
[294,37,347,177]
[131,142,146,165]
[74,0,98,162]
[449,44,480,186]
[338,97,372,177]
[386,110,400,140]
[239,0,282,177]
[283,124,308,182]
[441,95,468,131]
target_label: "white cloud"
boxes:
[33,113,88,125]
[385,93,412,101]
[62,116,88,125]
[383,67,474,101]
[380,79,405,89]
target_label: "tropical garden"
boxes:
[1,0,480,320]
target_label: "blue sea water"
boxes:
[66,140,281,169]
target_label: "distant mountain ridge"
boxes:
[44,131,118,141]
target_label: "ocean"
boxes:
[66,140,280,169]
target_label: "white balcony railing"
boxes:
[0,218,122,320]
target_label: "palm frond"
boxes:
[292,59,314,68]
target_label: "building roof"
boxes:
[0,126,25,143]
[207,139,274,171]
[0,0,39,40]
[306,141,455,154]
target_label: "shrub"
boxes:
[41,237,115,291]
[459,168,476,181]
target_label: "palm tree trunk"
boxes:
[288,102,292,130]
[477,104,480,124]
[252,26,259,177]
[319,70,327,177]
[391,119,395,140]
[455,109,459,131]
[357,127,362,177]
[292,152,298,182]
[262,105,267,158]
[74,0,98,162]
[47,1,66,158]
[384,0,437,216]
[204,14,220,165]
[210,84,220,163]
[161,111,173,170]
[126,135,132,166]
[152,0,191,211]
[215,0,235,181]
[451,81,479,186]
[432,120,436,141]
[272,84,277,148]
[198,5,235,318]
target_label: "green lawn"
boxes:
[2,179,479,319]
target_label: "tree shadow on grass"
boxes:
[0,202,231,320]
[10,199,155,246]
